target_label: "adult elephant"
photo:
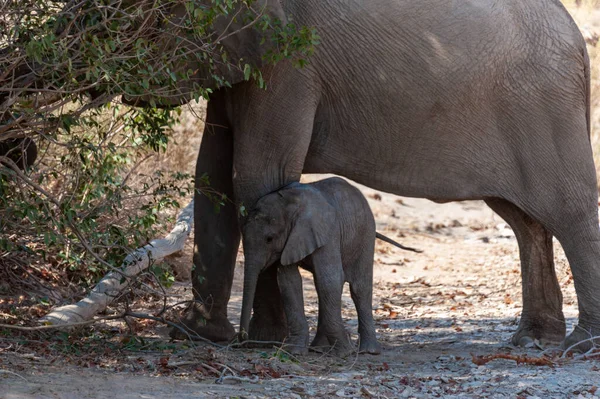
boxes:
[171,0,597,350]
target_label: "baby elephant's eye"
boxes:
[266,236,274,243]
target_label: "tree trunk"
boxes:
[40,201,194,325]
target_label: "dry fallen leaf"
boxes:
[471,353,554,367]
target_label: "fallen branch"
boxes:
[40,201,194,325]
[0,314,124,331]
[225,340,287,349]
[470,353,554,367]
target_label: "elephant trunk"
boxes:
[239,262,261,340]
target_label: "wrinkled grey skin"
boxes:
[165,0,598,351]
[240,178,390,356]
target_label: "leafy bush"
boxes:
[0,0,318,293]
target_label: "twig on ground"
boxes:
[540,346,563,357]
[200,362,221,376]
[307,344,338,364]
[215,375,260,384]
[574,350,600,361]
[225,339,287,349]
[215,362,237,378]
[123,311,221,348]
[470,353,554,367]
[561,336,600,358]
[272,346,302,364]
[0,369,29,382]
[344,342,360,371]
[166,360,198,368]
[214,362,239,384]
[567,343,600,361]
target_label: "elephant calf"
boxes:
[239,177,420,356]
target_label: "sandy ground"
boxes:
[2,175,599,398]
[4,4,599,398]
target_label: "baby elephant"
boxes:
[239,177,420,356]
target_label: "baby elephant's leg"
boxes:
[310,310,329,350]
[349,282,381,354]
[277,265,309,355]
[348,252,381,354]
[311,248,355,357]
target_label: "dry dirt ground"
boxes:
[2,175,600,398]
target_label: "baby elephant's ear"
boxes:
[281,189,337,266]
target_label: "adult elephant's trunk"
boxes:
[239,261,261,339]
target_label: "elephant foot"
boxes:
[511,312,565,348]
[248,314,288,344]
[280,333,309,356]
[324,335,356,358]
[331,338,356,358]
[359,338,382,355]
[169,302,235,342]
[309,331,331,353]
[309,332,355,357]
[310,331,328,348]
[563,323,600,353]
[282,341,309,356]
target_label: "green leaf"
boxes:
[243,64,252,81]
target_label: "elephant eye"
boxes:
[266,236,274,243]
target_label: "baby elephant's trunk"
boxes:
[239,265,259,340]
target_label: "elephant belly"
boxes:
[302,0,586,203]
[303,103,499,202]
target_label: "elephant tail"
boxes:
[584,44,591,141]
[376,232,423,253]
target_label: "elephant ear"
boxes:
[280,188,337,266]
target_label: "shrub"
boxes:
[0,0,318,294]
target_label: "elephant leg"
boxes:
[170,91,239,342]
[310,312,329,350]
[277,264,309,355]
[348,249,381,354]
[311,246,354,357]
[228,74,319,342]
[308,272,328,351]
[557,229,600,351]
[535,196,600,351]
[247,266,289,342]
[526,205,600,352]
[492,113,600,352]
[485,199,565,347]
[349,281,381,354]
